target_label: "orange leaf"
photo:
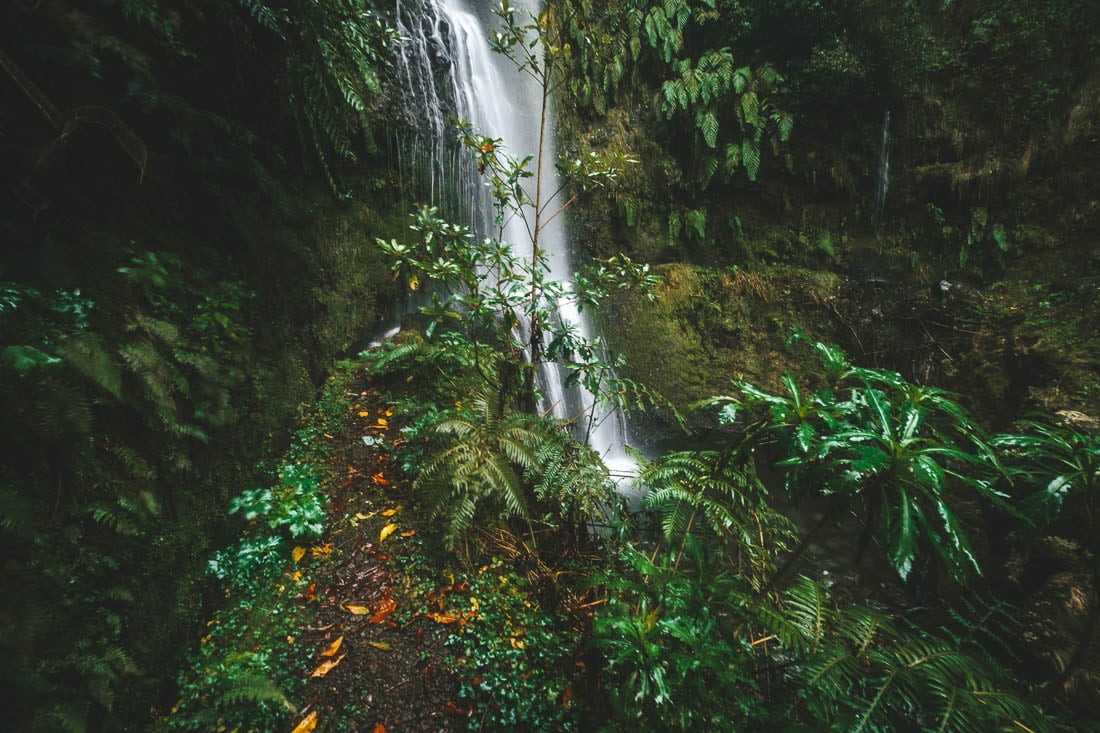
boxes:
[379,523,397,543]
[292,546,306,563]
[310,543,332,557]
[373,724,386,733]
[291,710,318,733]
[369,598,396,624]
[320,635,344,658]
[358,411,369,417]
[372,473,390,486]
[381,508,398,517]
[426,611,462,624]
[345,604,370,615]
[309,652,346,678]
[400,530,416,537]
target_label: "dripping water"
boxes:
[872,110,890,233]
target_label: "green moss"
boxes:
[604,263,840,423]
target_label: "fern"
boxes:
[776,577,1057,733]
[414,391,544,550]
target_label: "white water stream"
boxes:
[390,0,637,484]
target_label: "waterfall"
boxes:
[872,110,890,232]
[388,0,637,484]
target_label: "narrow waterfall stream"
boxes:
[390,0,638,486]
[872,110,890,232]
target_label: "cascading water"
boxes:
[872,110,891,232]
[389,0,638,487]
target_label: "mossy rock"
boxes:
[602,263,841,436]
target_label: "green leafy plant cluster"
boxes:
[165,366,356,732]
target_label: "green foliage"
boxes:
[640,449,796,588]
[445,558,583,731]
[166,368,356,732]
[415,390,543,551]
[994,419,1100,526]
[594,539,767,730]
[594,542,1058,732]
[707,340,1011,583]
[559,0,793,191]
[776,577,1055,733]
[283,0,400,195]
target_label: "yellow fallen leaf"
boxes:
[385,408,393,417]
[292,546,306,563]
[291,710,318,733]
[309,652,346,678]
[345,604,370,615]
[426,611,462,624]
[320,635,344,658]
[400,530,416,537]
[368,641,391,650]
[291,570,302,582]
[358,411,369,417]
[379,522,397,543]
[372,473,390,486]
[381,508,398,517]
[323,433,334,439]
[355,512,371,520]
[311,543,332,557]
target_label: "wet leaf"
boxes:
[369,598,396,624]
[291,710,318,733]
[309,652,346,678]
[372,473,390,486]
[368,641,391,651]
[426,611,462,624]
[400,530,416,537]
[381,508,398,517]
[320,635,344,657]
[345,604,370,615]
[310,543,332,557]
[292,546,306,563]
[358,411,369,417]
[373,724,386,733]
[379,523,397,542]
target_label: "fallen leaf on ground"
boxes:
[291,710,318,733]
[310,543,332,557]
[292,546,306,563]
[373,724,386,733]
[309,652,346,678]
[345,604,370,615]
[426,611,463,624]
[368,641,391,651]
[379,523,397,542]
[372,473,390,486]
[400,530,416,537]
[320,635,344,657]
[358,411,369,417]
[381,507,399,517]
[369,598,396,624]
